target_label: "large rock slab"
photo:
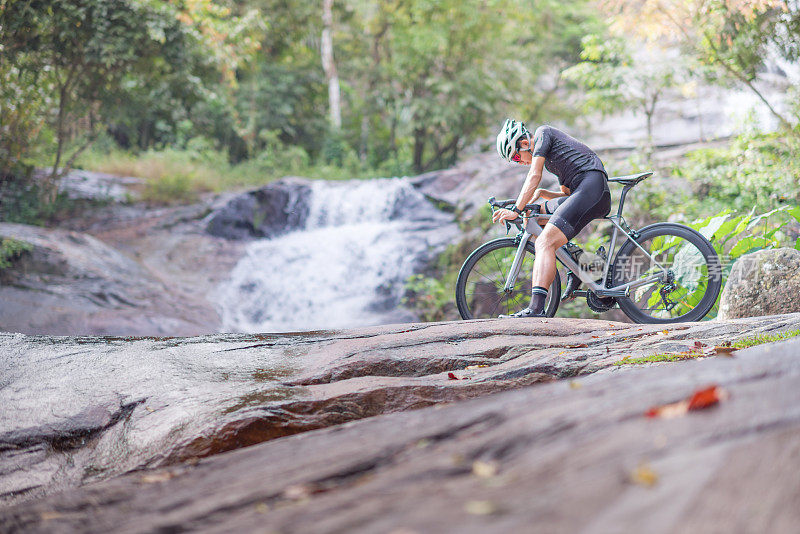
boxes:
[719,247,800,319]
[0,223,216,336]
[1,313,799,508]
[2,322,799,532]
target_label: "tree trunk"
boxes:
[413,128,425,173]
[321,0,342,131]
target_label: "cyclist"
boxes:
[493,119,611,318]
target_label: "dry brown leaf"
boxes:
[447,372,459,380]
[464,500,499,515]
[139,471,175,484]
[646,385,728,418]
[629,462,659,487]
[472,460,499,478]
[569,380,582,389]
[713,346,738,356]
[465,364,489,370]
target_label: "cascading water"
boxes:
[213,178,456,332]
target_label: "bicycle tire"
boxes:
[611,223,722,324]
[456,237,561,320]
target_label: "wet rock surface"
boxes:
[0,223,218,336]
[2,316,799,532]
[1,313,799,515]
[719,247,800,319]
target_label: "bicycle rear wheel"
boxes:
[611,223,722,323]
[455,237,561,320]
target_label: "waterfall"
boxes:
[213,178,455,333]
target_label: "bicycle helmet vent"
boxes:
[496,119,530,162]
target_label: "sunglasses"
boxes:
[511,146,532,163]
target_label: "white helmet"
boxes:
[496,119,530,162]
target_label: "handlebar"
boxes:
[487,196,541,233]
[487,196,541,214]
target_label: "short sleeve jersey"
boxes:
[531,125,606,189]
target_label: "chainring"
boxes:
[587,291,616,313]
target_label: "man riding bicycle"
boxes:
[493,119,611,318]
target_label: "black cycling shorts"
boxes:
[542,170,610,240]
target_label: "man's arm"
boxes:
[514,156,546,210]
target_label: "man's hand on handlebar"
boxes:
[492,208,520,224]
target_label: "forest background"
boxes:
[1,0,800,320]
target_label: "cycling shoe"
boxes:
[498,308,547,319]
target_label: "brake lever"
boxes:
[505,220,512,235]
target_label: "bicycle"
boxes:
[455,172,723,324]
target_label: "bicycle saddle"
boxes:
[607,171,653,187]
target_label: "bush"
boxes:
[0,238,32,269]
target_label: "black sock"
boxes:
[529,286,548,314]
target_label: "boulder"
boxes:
[718,247,800,319]
[205,177,311,240]
[0,223,217,336]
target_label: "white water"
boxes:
[214,178,454,333]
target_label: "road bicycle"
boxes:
[455,172,722,324]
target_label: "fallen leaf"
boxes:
[569,380,582,389]
[255,502,270,514]
[658,330,670,336]
[646,385,728,418]
[472,460,499,478]
[464,500,499,515]
[687,385,728,410]
[40,512,63,521]
[606,331,617,336]
[465,364,489,370]
[145,406,155,413]
[566,343,588,348]
[139,472,175,484]
[713,346,737,356]
[693,341,705,349]
[557,351,566,356]
[283,483,323,500]
[629,462,659,487]
[645,401,689,419]
[447,372,459,380]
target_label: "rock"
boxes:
[50,168,143,202]
[408,152,559,220]
[1,313,798,508]
[718,248,800,319]
[0,223,217,336]
[205,177,311,240]
[2,319,800,532]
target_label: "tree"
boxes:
[602,0,798,128]
[321,0,342,131]
[563,35,685,152]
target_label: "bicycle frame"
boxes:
[502,212,669,298]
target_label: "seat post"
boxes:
[617,185,632,217]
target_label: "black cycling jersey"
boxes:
[531,125,607,190]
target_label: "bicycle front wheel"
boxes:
[455,237,561,320]
[611,223,722,323]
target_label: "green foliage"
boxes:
[614,329,800,366]
[674,130,800,215]
[686,203,797,319]
[402,274,453,322]
[0,237,32,270]
[563,35,686,146]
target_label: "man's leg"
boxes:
[528,223,568,312]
